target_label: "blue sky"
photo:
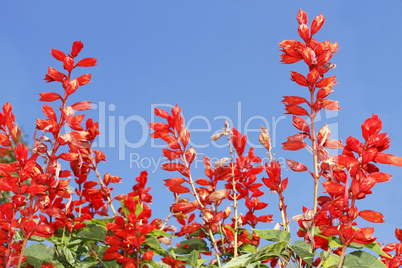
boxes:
[2,1,402,248]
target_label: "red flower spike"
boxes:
[71,41,84,57]
[297,9,308,25]
[311,14,325,35]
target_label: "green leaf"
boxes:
[154,262,171,268]
[151,229,176,237]
[62,245,76,266]
[222,253,253,268]
[24,244,55,267]
[170,238,209,254]
[29,235,45,242]
[13,230,24,241]
[292,240,314,265]
[245,241,288,264]
[239,243,258,253]
[181,250,199,268]
[90,217,114,227]
[252,229,290,242]
[197,258,209,268]
[348,242,363,249]
[76,224,106,241]
[328,237,343,249]
[342,251,386,268]
[145,235,168,256]
[323,254,340,268]
[363,242,390,258]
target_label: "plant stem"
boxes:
[338,245,347,268]
[89,147,117,216]
[179,143,222,267]
[16,237,29,268]
[227,131,239,258]
[310,89,319,247]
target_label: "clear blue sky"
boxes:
[2,1,402,247]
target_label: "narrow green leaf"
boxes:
[252,229,290,242]
[342,251,386,268]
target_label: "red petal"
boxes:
[296,9,308,25]
[26,185,48,194]
[311,14,325,35]
[39,92,62,102]
[51,49,66,61]
[307,68,320,86]
[316,76,336,88]
[76,74,91,85]
[164,177,186,186]
[322,99,340,110]
[298,24,310,43]
[395,228,402,242]
[195,178,210,186]
[287,159,308,172]
[293,115,310,133]
[282,96,308,106]
[290,72,308,86]
[71,101,92,111]
[359,210,384,223]
[76,58,97,67]
[282,141,306,151]
[322,181,345,195]
[285,105,309,116]
[366,172,391,183]
[374,153,402,167]
[71,41,84,57]
[169,185,190,194]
